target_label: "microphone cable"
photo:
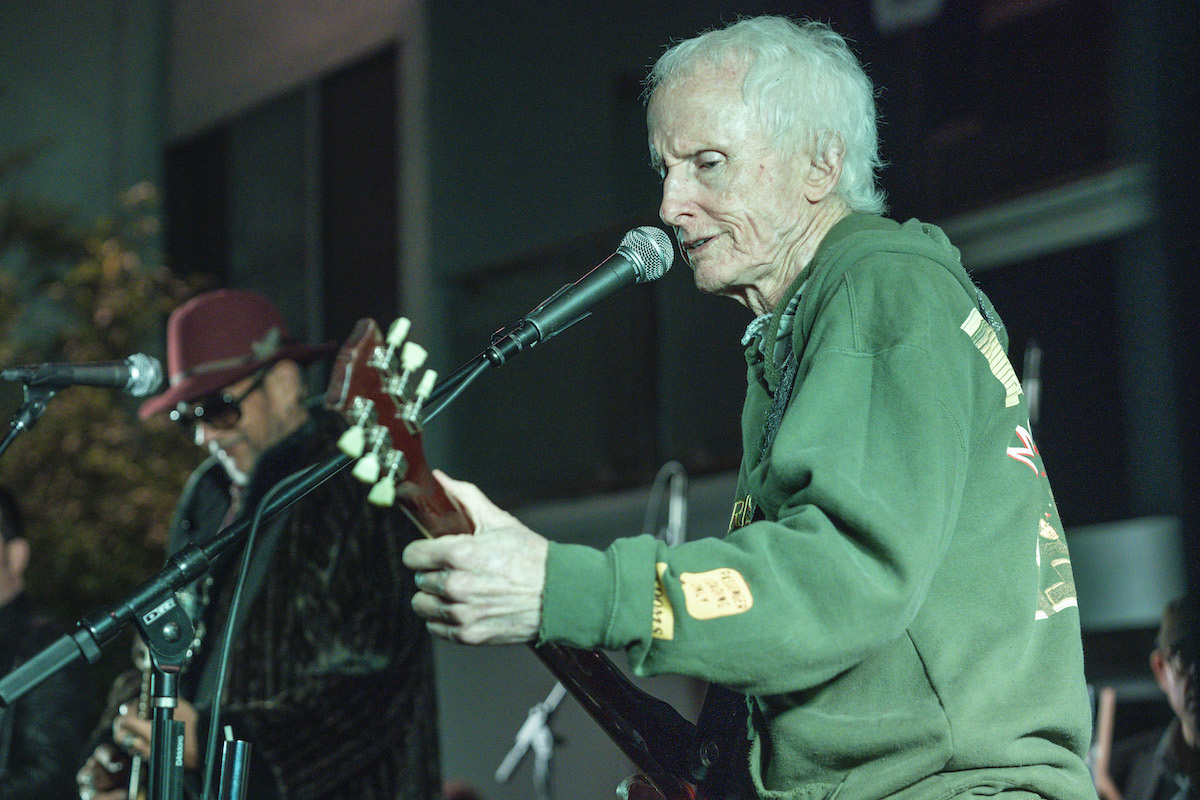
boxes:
[198,461,324,800]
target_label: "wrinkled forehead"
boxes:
[647,62,754,161]
[648,57,748,116]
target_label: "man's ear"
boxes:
[803,132,845,203]
[5,537,30,578]
[1151,647,1170,692]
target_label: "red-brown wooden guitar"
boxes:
[325,318,721,800]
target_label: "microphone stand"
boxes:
[141,599,193,800]
[0,327,520,700]
[0,308,593,797]
[423,295,591,424]
[495,682,568,800]
[0,384,57,458]
[0,341,498,795]
[0,454,353,800]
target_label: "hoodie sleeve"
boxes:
[540,252,980,697]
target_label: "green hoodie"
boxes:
[541,215,1094,800]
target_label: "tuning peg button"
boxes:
[415,369,437,400]
[386,317,412,348]
[338,426,367,457]
[402,369,439,431]
[400,341,427,372]
[352,452,381,484]
[368,479,396,507]
[366,449,408,506]
[371,317,412,372]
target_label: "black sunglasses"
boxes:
[170,369,268,431]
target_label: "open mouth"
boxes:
[681,235,715,257]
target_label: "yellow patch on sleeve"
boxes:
[651,562,675,640]
[680,568,754,620]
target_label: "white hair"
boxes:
[645,16,887,215]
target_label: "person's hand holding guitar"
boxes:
[403,470,548,645]
[328,317,709,800]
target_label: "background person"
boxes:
[0,485,91,800]
[1095,597,1197,800]
[77,288,440,800]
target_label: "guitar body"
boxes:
[326,318,744,800]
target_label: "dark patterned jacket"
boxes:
[167,405,440,800]
[0,594,91,800]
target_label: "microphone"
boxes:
[490,226,673,360]
[1,353,164,397]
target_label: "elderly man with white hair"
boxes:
[405,16,1094,800]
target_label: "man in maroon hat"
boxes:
[77,289,440,800]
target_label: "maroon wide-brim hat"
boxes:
[138,288,337,420]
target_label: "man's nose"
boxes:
[658,172,692,228]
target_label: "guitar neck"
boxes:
[325,317,708,800]
[532,642,702,800]
[394,473,702,796]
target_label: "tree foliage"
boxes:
[0,175,207,623]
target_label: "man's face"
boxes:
[191,366,293,483]
[0,535,28,606]
[1154,644,1197,740]
[648,61,813,306]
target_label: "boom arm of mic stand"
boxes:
[423,322,546,424]
[423,354,490,424]
[2,318,563,703]
[0,385,58,459]
[0,453,353,709]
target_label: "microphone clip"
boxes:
[487,284,591,366]
[519,282,592,344]
[1,384,59,460]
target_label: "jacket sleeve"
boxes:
[0,631,92,800]
[541,257,977,697]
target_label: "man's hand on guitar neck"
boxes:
[77,700,201,800]
[403,470,548,645]
[111,697,201,769]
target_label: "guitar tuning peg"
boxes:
[415,369,437,401]
[368,478,396,507]
[372,317,412,372]
[351,425,393,484]
[385,341,429,400]
[400,341,427,372]
[337,397,376,457]
[386,317,412,348]
[352,452,381,484]
[367,450,409,507]
[402,369,438,431]
[337,425,366,458]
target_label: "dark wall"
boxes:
[163,46,400,348]
[430,0,1183,532]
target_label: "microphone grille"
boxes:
[620,226,674,282]
[126,353,164,397]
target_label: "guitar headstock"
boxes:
[325,318,468,538]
